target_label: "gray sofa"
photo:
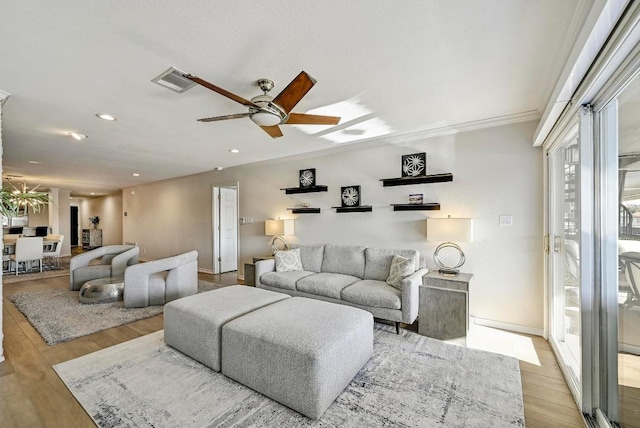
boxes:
[69,245,139,291]
[255,244,428,332]
[123,250,198,308]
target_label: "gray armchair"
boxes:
[69,245,139,290]
[123,250,198,308]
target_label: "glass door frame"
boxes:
[545,107,595,412]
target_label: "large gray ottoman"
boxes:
[164,285,290,371]
[221,297,373,419]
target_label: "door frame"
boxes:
[212,182,239,274]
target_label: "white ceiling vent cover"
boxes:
[151,67,196,93]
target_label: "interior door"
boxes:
[70,206,79,246]
[219,187,238,273]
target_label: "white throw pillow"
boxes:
[275,248,303,272]
[386,255,414,290]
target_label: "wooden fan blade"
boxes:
[260,125,284,138]
[183,74,258,108]
[198,113,251,122]
[285,113,340,125]
[272,71,316,114]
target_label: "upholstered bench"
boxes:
[221,297,373,419]
[164,285,290,371]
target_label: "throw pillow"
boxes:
[386,255,414,290]
[275,248,303,272]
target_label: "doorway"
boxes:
[212,184,239,274]
[70,206,79,246]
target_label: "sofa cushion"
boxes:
[275,248,303,272]
[296,272,360,299]
[148,271,169,306]
[364,248,420,281]
[260,271,315,291]
[341,280,402,310]
[321,245,366,278]
[73,265,112,286]
[386,255,415,290]
[299,245,325,273]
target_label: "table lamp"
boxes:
[265,219,295,254]
[427,216,473,275]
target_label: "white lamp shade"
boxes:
[265,219,295,236]
[251,111,281,126]
[427,218,473,243]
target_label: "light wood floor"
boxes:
[1,271,586,427]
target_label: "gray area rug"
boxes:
[54,324,525,427]
[2,268,70,284]
[8,280,227,345]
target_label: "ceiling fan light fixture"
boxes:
[250,111,281,127]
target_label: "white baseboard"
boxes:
[471,316,544,337]
[619,342,640,355]
[238,275,244,281]
[198,267,214,275]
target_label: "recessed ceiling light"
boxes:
[214,166,224,171]
[229,149,239,153]
[132,173,140,177]
[68,132,88,141]
[28,160,42,164]
[90,192,95,195]
[95,113,117,121]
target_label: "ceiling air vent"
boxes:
[151,67,196,93]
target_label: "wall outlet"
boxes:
[499,215,513,226]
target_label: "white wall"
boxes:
[123,120,543,331]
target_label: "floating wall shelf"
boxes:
[280,185,328,194]
[391,203,441,211]
[379,173,453,187]
[287,207,321,214]
[332,206,373,213]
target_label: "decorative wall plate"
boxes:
[401,152,427,177]
[299,168,316,188]
[341,185,361,207]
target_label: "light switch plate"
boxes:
[499,215,513,226]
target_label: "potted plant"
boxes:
[89,216,100,228]
[0,186,49,219]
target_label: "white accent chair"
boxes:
[69,245,139,290]
[43,234,64,268]
[123,250,198,308]
[10,237,44,275]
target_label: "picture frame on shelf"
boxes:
[341,185,361,207]
[402,152,427,177]
[409,193,423,204]
[299,168,316,188]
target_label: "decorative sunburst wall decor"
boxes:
[299,168,316,188]
[341,185,361,207]
[401,152,427,177]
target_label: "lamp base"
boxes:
[438,268,460,276]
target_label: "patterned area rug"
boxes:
[54,325,525,427]
[8,280,228,345]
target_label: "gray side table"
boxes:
[418,271,473,342]
[243,256,274,286]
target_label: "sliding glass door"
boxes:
[548,126,583,400]
[599,70,640,428]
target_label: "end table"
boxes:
[418,271,473,342]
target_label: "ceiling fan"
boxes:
[183,71,341,138]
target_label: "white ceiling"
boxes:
[0,0,584,196]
